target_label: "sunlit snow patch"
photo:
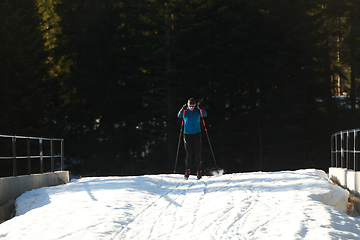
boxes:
[211,169,224,176]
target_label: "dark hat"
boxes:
[188,98,196,105]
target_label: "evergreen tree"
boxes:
[0,0,49,135]
[54,0,162,175]
[341,0,360,126]
[46,0,353,175]
[250,0,326,170]
[172,0,337,172]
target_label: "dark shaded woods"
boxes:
[1,0,360,177]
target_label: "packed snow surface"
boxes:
[1,169,360,239]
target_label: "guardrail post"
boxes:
[27,138,31,175]
[330,135,335,167]
[39,138,43,173]
[354,131,357,171]
[50,139,54,172]
[341,132,344,168]
[61,139,64,171]
[12,136,17,177]
[335,134,338,167]
[345,130,349,169]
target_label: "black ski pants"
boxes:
[183,132,202,173]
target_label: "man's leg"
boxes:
[184,134,193,177]
[194,133,202,178]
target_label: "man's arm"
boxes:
[177,104,187,118]
[198,103,207,117]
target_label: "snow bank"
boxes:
[306,169,349,213]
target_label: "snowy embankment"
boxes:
[1,169,359,239]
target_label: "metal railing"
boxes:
[331,129,360,170]
[0,134,64,177]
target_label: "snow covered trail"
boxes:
[0,169,360,239]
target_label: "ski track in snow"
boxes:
[113,180,196,239]
[114,175,298,240]
[1,169,360,240]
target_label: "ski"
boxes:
[182,176,202,180]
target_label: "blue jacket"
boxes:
[177,107,207,134]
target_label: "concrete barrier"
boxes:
[0,171,69,222]
[329,167,360,214]
[329,168,347,187]
[329,167,360,194]
[347,170,356,192]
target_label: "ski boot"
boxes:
[197,171,202,180]
[184,169,190,180]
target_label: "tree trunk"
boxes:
[165,2,174,167]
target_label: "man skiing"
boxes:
[177,98,207,180]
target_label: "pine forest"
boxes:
[1,0,360,176]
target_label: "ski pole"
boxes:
[174,110,185,173]
[200,109,218,170]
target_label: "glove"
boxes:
[181,104,187,110]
